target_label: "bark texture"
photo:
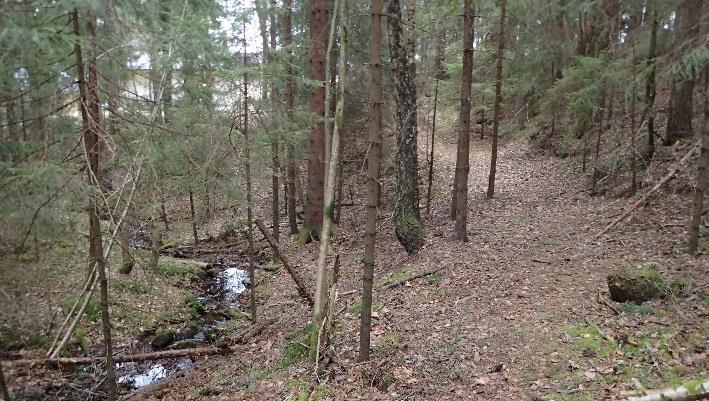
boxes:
[665,0,702,145]
[304,0,330,237]
[360,0,384,361]
[487,0,507,199]
[387,0,424,254]
[454,0,475,241]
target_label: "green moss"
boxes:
[607,265,664,303]
[297,226,318,245]
[161,262,206,279]
[183,292,204,317]
[114,281,148,294]
[348,298,382,316]
[116,259,134,274]
[74,327,90,353]
[324,203,335,221]
[394,211,424,254]
[151,329,175,348]
[279,324,314,369]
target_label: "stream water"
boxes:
[116,257,250,390]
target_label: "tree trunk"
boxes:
[0,360,11,401]
[665,0,702,145]
[592,92,606,194]
[426,29,445,216]
[630,46,638,195]
[189,188,198,245]
[283,0,298,235]
[387,0,424,254]
[75,10,117,400]
[242,44,257,322]
[359,0,384,362]
[688,68,708,255]
[269,0,280,243]
[645,14,658,159]
[303,0,330,238]
[313,0,346,360]
[487,0,507,199]
[454,0,475,241]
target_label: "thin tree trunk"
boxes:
[313,0,346,360]
[242,41,257,322]
[189,188,198,245]
[269,1,280,243]
[454,0,475,241]
[0,360,11,401]
[76,10,117,400]
[359,0,383,362]
[630,46,638,195]
[592,92,606,193]
[688,68,708,256]
[388,0,424,254]
[487,0,507,199]
[426,78,438,215]
[283,0,298,235]
[303,0,330,238]
[645,14,658,160]
[480,109,485,139]
[427,28,445,215]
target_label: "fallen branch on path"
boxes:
[385,266,447,290]
[593,142,699,241]
[625,379,709,401]
[255,219,314,307]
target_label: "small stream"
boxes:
[116,256,251,390]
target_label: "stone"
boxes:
[151,329,175,348]
[607,265,664,304]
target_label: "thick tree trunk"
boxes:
[360,0,384,362]
[303,0,330,238]
[487,0,507,199]
[75,10,117,400]
[387,0,424,254]
[665,0,702,145]
[454,0,475,241]
[282,0,298,235]
[688,69,708,255]
[645,15,658,159]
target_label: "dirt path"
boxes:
[134,138,707,401]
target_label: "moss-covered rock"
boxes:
[151,329,175,348]
[607,265,664,304]
[117,260,134,274]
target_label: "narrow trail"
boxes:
[349,136,706,400]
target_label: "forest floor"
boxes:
[2,135,708,401]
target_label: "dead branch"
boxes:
[384,266,447,290]
[626,379,709,401]
[254,219,314,307]
[5,347,228,368]
[593,142,699,241]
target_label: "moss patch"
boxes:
[607,265,664,303]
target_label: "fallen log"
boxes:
[593,142,699,241]
[3,347,228,368]
[627,379,709,401]
[254,219,314,307]
[384,266,447,290]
